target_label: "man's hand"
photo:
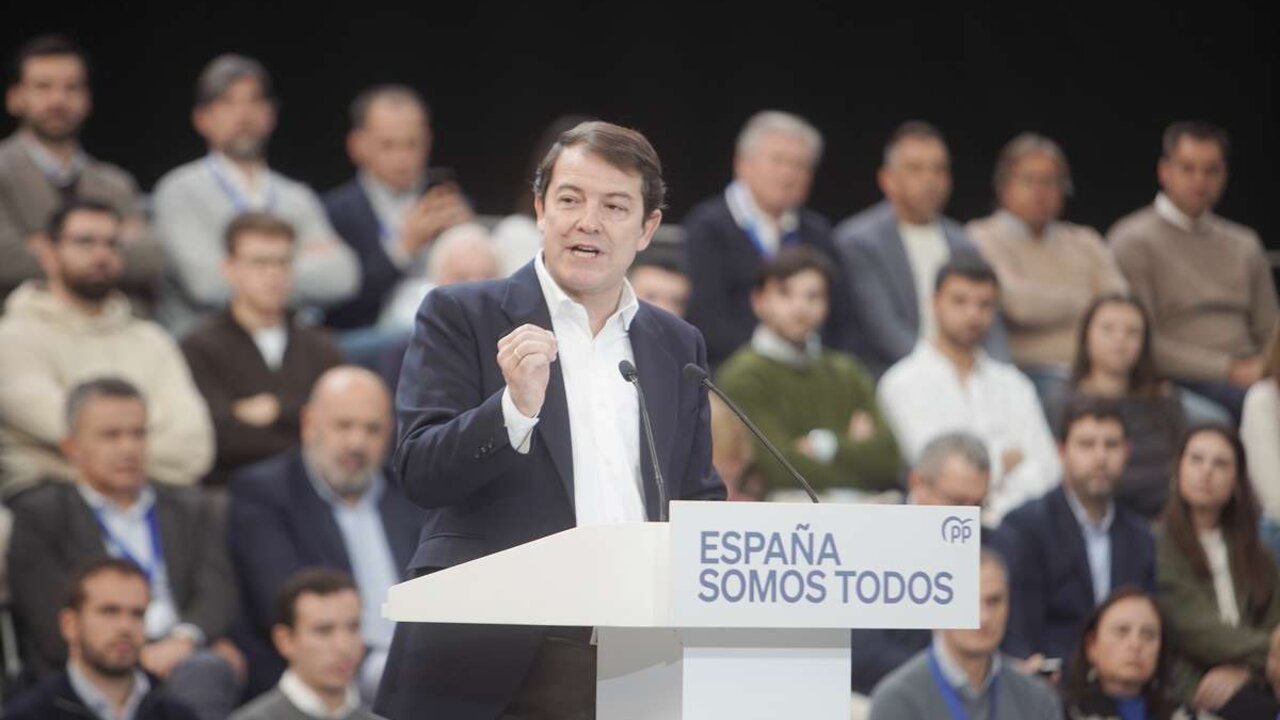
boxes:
[847,411,875,442]
[211,638,247,685]
[232,393,281,427]
[1192,664,1251,711]
[1228,356,1266,388]
[1001,448,1025,476]
[399,184,473,257]
[140,635,196,679]
[497,324,558,417]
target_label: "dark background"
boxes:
[3,2,1276,246]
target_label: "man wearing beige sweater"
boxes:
[1108,121,1278,423]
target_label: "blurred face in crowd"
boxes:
[879,135,952,225]
[999,151,1065,233]
[225,231,294,318]
[302,368,392,499]
[1061,416,1129,507]
[349,96,430,192]
[751,269,828,347]
[63,395,148,501]
[933,275,998,351]
[910,455,989,508]
[432,226,499,286]
[734,130,816,218]
[1086,301,1145,380]
[1158,136,1227,219]
[1176,430,1238,523]
[273,590,364,699]
[942,558,1009,661]
[1086,596,1162,696]
[194,76,276,162]
[61,570,149,679]
[630,265,690,318]
[6,53,91,144]
[41,209,125,304]
[535,145,660,313]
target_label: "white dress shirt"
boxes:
[278,669,360,719]
[251,325,288,370]
[1154,192,1204,233]
[898,221,950,340]
[1063,487,1116,605]
[878,342,1061,523]
[68,661,151,720]
[1199,528,1241,626]
[502,252,646,526]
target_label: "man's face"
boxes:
[535,145,660,309]
[933,276,997,350]
[350,99,430,192]
[1157,137,1227,219]
[60,570,149,678]
[1061,416,1129,505]
[45,210,125,302]
[630,265,690,318]
[224,232,293,316]
[999,152,1064,230]
[6,54,90,143]
[912,455,989,508]
[302,378,391,498]
[274,590,365,697]
[942,560,1009,657]
[734,131,815,217]
[194,77,276,161]
[63,396,148,497]
[879,136,951,223]
[750,269,828,346]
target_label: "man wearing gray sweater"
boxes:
[153,54,358,336]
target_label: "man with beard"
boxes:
[228,366,421,701]
[2,558,200,720]
[0,200,213,494]
[0,34,164,306]
[153,54,358,336]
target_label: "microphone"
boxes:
[682,363,820,504]
[618,360,670,522]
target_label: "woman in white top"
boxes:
[1241,325,1280,529]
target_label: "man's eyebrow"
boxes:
[552,183,584,195]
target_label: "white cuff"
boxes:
[386,237,415,271]
[806,429,839,464]
[501,387,539,455]
[170,623,205,647]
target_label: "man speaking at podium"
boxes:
[374,121,725,719]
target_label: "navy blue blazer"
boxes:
[3,670,198,720]
[374,261,724,720]
[999,485,1156,661]
[322,178,406,330]
[683,194,858,367]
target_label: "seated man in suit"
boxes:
[999,395,1156,665]
[835,121,1009,376]
[323,84,472,332]
[0,34,163,306]
[3,558,199,720]
[231,569,379,720]
[6,378,241,720]
[683,110,855,367]
[229,366,421,700]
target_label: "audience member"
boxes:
[152,54,358,335]
[181,213,342,484]
[878,255,1059,523]
[851,432,990,696]
[628,246,690,318]
[684,110,855,366]
[229,367,420,699]
[708,394,767,502]
[377,222,500,332]
[1109,122,1278,424]
[966,133,1127,397]
[0,200,213,493]
[229,569,380,720]
[2,558,199,720]
[1044,294,1187,520]
[868,549,1063,720]
[323,84,472,331]
[716,246,900,495]
[6,379,241,719]
[0,34,163,306]
[835,121,1010,376]
[1000,397,1156,664]
[1061,587,1177,720]
[1156,425,1280,718]
[1242,324,1280,535]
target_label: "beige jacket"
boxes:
[0,282,213,494]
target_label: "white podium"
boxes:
[384,500,980,719]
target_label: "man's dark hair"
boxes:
[64,557,149,611]
[46,198,123,241]
[349,84,430,129]
[274,568,358,629]
[65,376,144,430]
[195,53,272,107]
[532,121,666,217]
[1057,395,1128,443]
[630,244,687,278]
[753,245,835,293]
[883,120,946,166]
[1162,121,1230,160]
[933,253,998,293]
[10,34,89,87]
[224,211,296,255]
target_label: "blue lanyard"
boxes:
[928,647,998,720]
[92,506,164,583]
[205,155,275,212]
[740,221,799,259]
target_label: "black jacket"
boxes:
[3,670,198,720]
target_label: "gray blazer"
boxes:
[834,200,1011,376]
[230,688,384,720]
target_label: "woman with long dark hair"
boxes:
[1063,587,1176,720]
[1156,425,1280,718]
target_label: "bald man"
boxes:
[379,223,502,330]
[228,366,424,700]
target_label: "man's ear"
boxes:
[638,209,662,253]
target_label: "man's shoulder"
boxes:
[153,158,208,196]
[1105,205,1160,245]
[869,648,932,698]
[1001,487,1059,534]
[681,193,733,229]
[2,670,76,718]
[179,312,237,352]
[81,155,140,195]
[1206,213,1264,249]
[997,657,1063,713]
[878,346,930,388]
[228,688,301,720]
[230,450,307,501]
[7,479,80,517]
[321,177,366,209]
[834,201,894,248]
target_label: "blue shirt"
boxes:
[1064,487,1115,605]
